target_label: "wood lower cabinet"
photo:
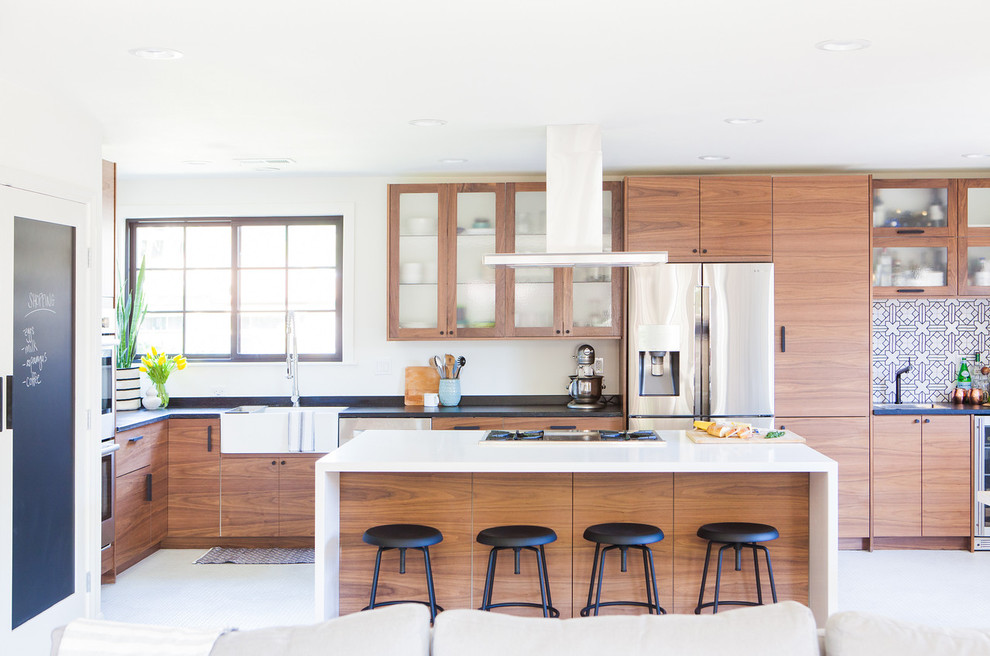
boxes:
[776,417,870,539]
[873,414,971,539]
[431,416,506,431]
[221,454,321,537]
[167,418,220,538]
[114,423,167,573]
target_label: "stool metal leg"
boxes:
[422,546,438,621]
[534,546,550,617]
[695,540,714,614]
[584,542,602,614]
[368,546,385,609]
[538,545,555,616]
[712,543,733,614]
[480,548,498,610]
[757,544,777,603]
[752,543,763,605]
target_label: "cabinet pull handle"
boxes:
[779,425,785,430]
[453,425,480,430]
[914,419,921,423]
[556,329,561,334]
[692,249,698,253]
[272,460,277,466]
[1,375,4,432]
[780,326,785,353]
[924,418,931,423]
[896,229,926,235]
[145,473,153,502]
[5,375,12,431]
[128,434,144,442]
[702,249,708,254]
[549,425,577,429]
[207,425,213,452]
[896,289,925,293]
[448,330,454,335]
[281,460,286,465]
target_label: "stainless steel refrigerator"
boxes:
[627,263,774,431]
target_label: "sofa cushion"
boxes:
[209,604,431,656]
[826,611,990,656]
[433,601,819,656]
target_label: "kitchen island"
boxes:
[315,430,838,626]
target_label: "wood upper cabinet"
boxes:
[167,418,220,538]
[874,414,971,538]
[221,454,320,537]
[388,181,623,340]
[776,416,869,539]
[388,183,506,339]
[114,423,167,573]
[625,176,771,262]
[773,176,871,417]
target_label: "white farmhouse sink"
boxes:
[220,406,347,453]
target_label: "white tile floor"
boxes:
[101,548,990,630]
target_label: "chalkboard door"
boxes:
[1,186,87,644]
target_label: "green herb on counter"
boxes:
[764,430,785,439]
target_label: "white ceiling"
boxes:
[6,0,990,178]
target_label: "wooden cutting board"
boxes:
[404,366,440,406]
[686,429,806,444]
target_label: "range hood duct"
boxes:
[484,124,667,268]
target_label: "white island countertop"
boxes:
[315,429,837,474]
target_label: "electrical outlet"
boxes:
[375,359,392,375]
[214,387,224,397]
[594,357,604,375]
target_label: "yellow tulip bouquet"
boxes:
[140,347,187,408]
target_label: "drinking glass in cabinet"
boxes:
[873,187,948,229]
[872,246,948,287]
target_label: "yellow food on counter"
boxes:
[693,420,714,431]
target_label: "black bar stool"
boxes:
[477,525,560,618]
[694,521,778,615]
[579,522,665,616]
[362,524,444,621]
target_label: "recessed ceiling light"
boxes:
[236,158,295,166]
[183,160,212,166]
[698,155,729,161]
[409,119,447,127]
[815,39,871,52]
[439,158,467,164]
[963,153,990,159]
[128,47,183,60]
[724,118,762,125]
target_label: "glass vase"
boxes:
[154,380,169,408]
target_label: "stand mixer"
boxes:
[567,344,605,409]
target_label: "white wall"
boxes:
[0,74,104,652]
[117,175,622,399]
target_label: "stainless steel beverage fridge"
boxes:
[974,416,990,550]
[627,263,774,431]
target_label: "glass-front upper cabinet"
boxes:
[453,183,504,337]
[505,181,623,338]
[388,184,447,339]
[872,238,956,297]
[958,179,990,238]
[872,179,955,238]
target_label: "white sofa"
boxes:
[53,602,990,656]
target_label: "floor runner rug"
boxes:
[194,547,314,565]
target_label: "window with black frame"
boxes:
[127,216,343,362]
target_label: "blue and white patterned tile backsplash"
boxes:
[872,298,990,403]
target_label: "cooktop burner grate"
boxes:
[481,429,664,443]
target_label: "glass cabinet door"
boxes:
[872,239,956,297]
[453,183,502,337]
[571,182,622,336]
[508,184,559,336]
[958,238,990,295]
[872,179,953,238]
[960,179,990,237]
[388,185,446,338]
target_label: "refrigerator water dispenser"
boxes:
[638,325,680,396]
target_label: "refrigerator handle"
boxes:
[781,325,786,353]
[977,418,986,535]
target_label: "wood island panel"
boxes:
[671,473,809,615]
[338,473,472,615]
[572,474,674,614]
[472,473,574,617]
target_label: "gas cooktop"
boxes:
[481,429,665,444]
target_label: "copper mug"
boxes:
[952,387,968,404]
[970,388,986,405]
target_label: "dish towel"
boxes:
[300,410,315,452]
[287,411,302,452]
[58,617,226,656]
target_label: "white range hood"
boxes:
[484,124,667,268]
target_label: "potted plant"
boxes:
[140,347,186,409]
[115,257,147,411]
